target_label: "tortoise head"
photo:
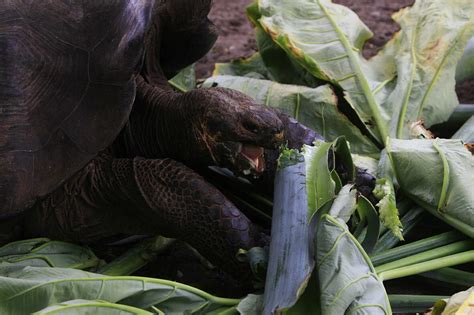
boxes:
[184,87,285,177]
[144,0,218,80]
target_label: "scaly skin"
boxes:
[25,155,264,279]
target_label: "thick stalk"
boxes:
[388,295,448,314]
[370,231,466,266]
[98,236,175,276]
[379,250,474,281]
[375,240,474,274]
[420,267,474,287]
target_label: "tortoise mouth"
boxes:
[237,144,265,176]
[214,141,266,177]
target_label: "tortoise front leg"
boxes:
[24,155,263,278]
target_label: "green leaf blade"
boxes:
[257,0,389,143]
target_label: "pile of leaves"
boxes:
[0,0,473,314]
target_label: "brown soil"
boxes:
[197,0,473,103]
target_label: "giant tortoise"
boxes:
[0,0,372,278]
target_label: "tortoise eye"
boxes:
[243,121,259,134]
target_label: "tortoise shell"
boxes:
[0,0,154,217]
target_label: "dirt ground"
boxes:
[197,0,473,103]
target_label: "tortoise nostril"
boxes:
[272,122,284,134]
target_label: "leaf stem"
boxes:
[432,139,450,211]
[370,230,466,266]
[378,250,474,281]
[420,267,474,287]
[316,0,389,145]
[388,295,448,314]
[375,240,474,274]
[97,236,175,276]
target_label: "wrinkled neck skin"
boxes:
[112,82,210,166]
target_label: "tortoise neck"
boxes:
[111,77,194,161]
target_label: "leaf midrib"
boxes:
[316,0,388,145]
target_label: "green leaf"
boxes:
[374,179,403,241]
[456,36,474,82]
[327,184,356,223]
[277,146,304,170]
[388,138,474,238]
[314,193,391,315]
[257,0,390,143]
[34,299,154,315]
[303,141,336,215]
[255,0,474,142]
[0,238,100,270]
[372,0,474,138]
[452,116,474,143]
[284,185,386,314]
[0,264,240,314]
[247,2,320,87]
[262,161,316,314]
[236,294,263,315]
[202,75,380,156]
[213,53,273,80]
[356,196,381,255]
[374,151,403,240]
[168,64,196,92]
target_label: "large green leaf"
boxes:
[263,145,389,314]
[388,139,474,237]
[0,264,240,314]
[254,0,474,142]
[203,75,380,156]
[314,186,391,315]
[256,0,391,143]
[0,238,100,270]
[316,216,391,314]
[372,0,474,138]
[262,160,317,314]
